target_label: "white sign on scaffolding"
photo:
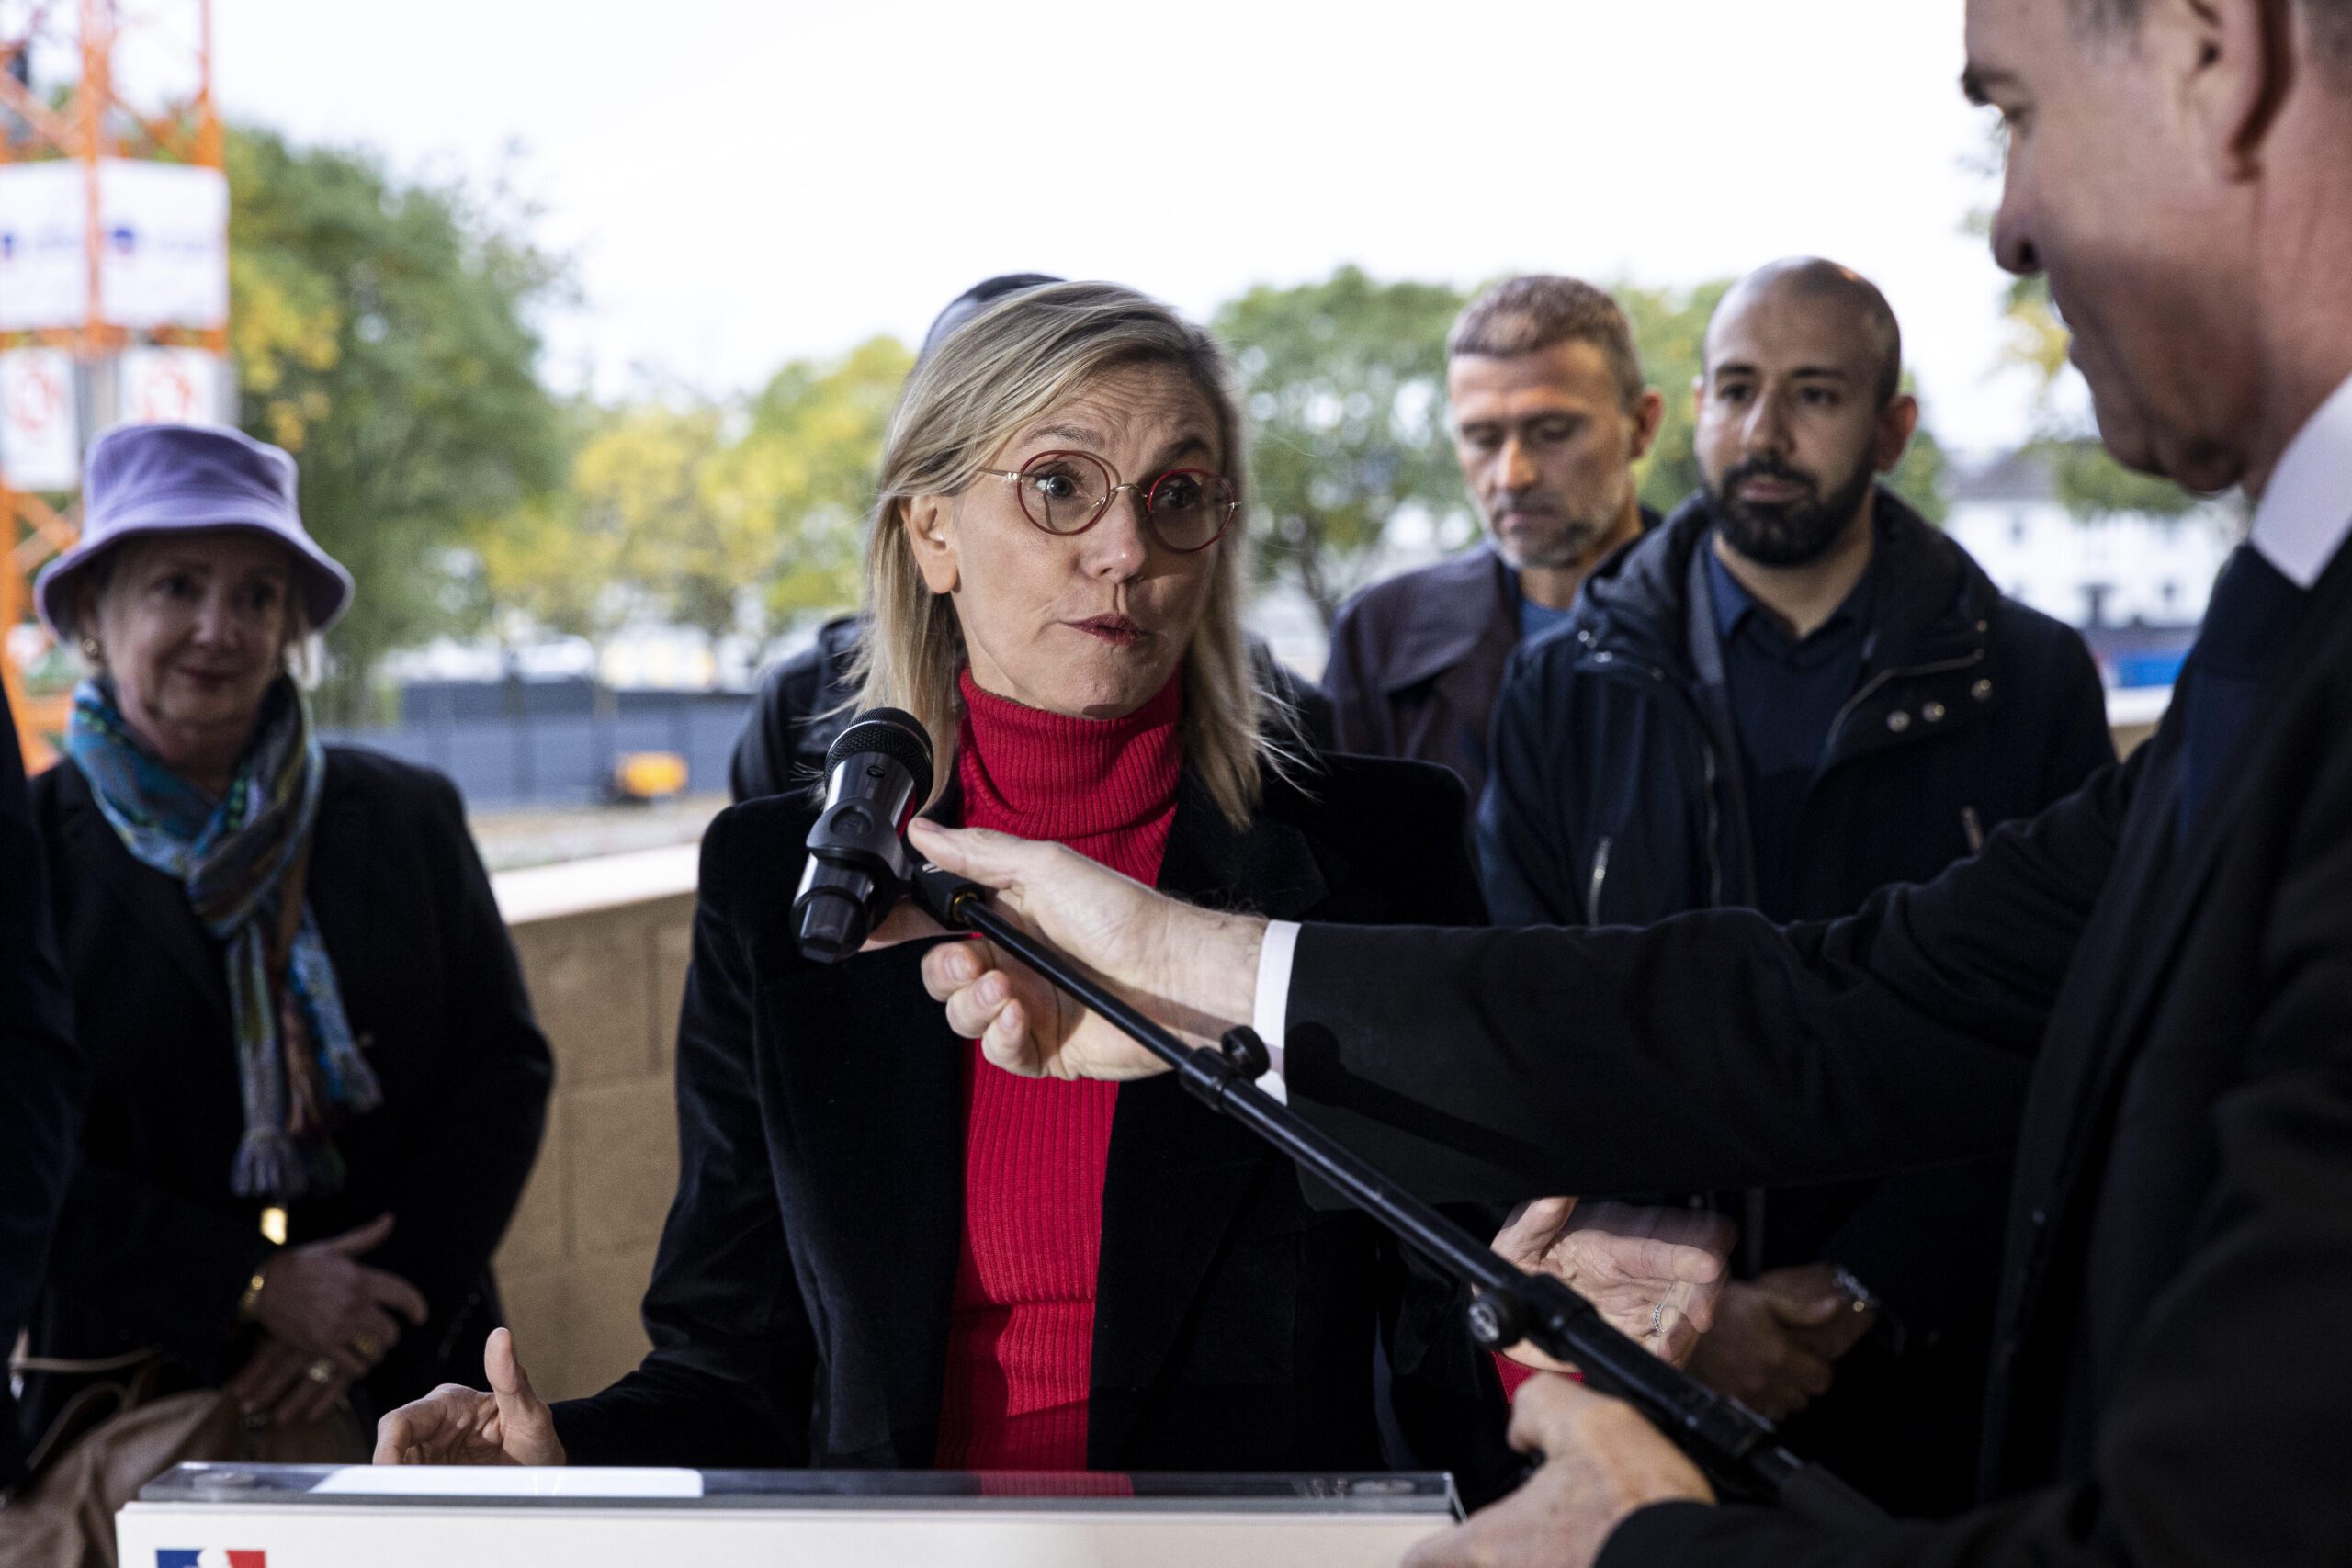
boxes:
[0,163,89,333]
[119,346,230,427]
[0,348,82,492]
[0,159,230,333]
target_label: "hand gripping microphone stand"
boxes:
[910,859,1887,1529]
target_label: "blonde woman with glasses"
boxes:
[379,283,1714,1497]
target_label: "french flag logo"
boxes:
[156,1551,266,1567]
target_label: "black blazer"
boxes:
[20,748,552,1455]
[0,688,81,1490]
[554,751,1516,1502]
[1279,536,2352,1562]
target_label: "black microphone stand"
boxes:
[911,862,1886,1529]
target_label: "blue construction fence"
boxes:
[322,677,756,809]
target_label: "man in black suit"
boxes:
[900,0,2352,1560]
[0,684,81,1496]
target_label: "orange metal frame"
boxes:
[1,0,223,766]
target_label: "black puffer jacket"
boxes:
[1476,487,2115,1515]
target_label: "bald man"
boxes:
[1474,258,2114,1513]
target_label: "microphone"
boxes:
[792,708,935,962]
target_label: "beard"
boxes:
[1706,453,1876,567]
[1494,507,1616,571]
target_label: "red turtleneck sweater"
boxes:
[933,668,1184,1472]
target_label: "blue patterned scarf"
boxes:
[66,676,381,1199]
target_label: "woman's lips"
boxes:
[1068,616,1148,647]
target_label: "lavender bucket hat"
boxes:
[34,423,355,641]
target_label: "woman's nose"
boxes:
[1080,490,1151,578]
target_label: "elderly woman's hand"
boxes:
[373,1328,565,1466]
[1490,1198,1736,1370]
[252,1213,430,1380]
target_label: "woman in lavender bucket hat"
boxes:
[11,423,549,1515]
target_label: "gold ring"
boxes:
[352,1333,383,1362]
[306,1357,336,1384]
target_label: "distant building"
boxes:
[1942,451,2235,687]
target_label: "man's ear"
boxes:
[1873,393,1922,473]
[2176,0,2293,180]
[1626,388,1668,464]
[903,495,959,595]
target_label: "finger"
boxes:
[1763,1289,1847,1327]
[1491,1194,1577,1262]
[238,1344,309,1417]
[363,1267,433,1326]
[224,1343,284,1410]
[325,1212,397,1258]
[977,995,1042,1077]
[906,820,1046,894]
[1786,1349,1837,1400]
[277,1370,351,1428]
[865,900,952,952]
[372,1386,480,1464]
[349,1305,405,1363]
[484,1328,560,1462]
[920,940,982,1002]
[942,971,1015,1041]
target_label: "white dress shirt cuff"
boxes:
[1250,919,1302,1102]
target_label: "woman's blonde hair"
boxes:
[854,280,1294,827]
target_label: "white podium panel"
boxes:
[117,1465,1461,1568]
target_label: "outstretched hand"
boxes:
[1491,1198,1736,1370]
[873,819,1268,1081]
[372,1327,565,1467]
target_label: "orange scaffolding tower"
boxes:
[1,0,223,766]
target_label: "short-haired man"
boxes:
[1322,276,1663,802]
[1476,258,2115,1514]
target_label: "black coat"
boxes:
[1323,513,1662,805]
[0,689,82,1491]
[729,614,1338,800]
[1277,533,2352,1562]
[553,751,1517,1501]
[19,748,552,1455]
[1475,491,2115,1513]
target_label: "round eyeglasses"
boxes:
[977,450,1238,554]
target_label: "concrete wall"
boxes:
[489,850,697,1403]
[479,698,2169,1404]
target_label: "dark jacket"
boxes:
[1323,513,1662,804]
[1274,530,2352,1562]
[0,689,81,1491]
[553,752,1516,1501]
[1475,491,2114,1511]
[729,615,1337,800]
[19,748,552,1459]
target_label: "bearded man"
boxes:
[1471,257,2113,1515]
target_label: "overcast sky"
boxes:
[208,0,2041,454]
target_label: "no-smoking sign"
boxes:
[0,348,80,491]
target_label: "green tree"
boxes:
[1213,267,1470,626]
[228,126,567,719]
[1999,274,2199,518]
[1620,279,1951,525]
[718,335,911,643]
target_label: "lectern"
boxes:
[118,1464,1461,1567]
